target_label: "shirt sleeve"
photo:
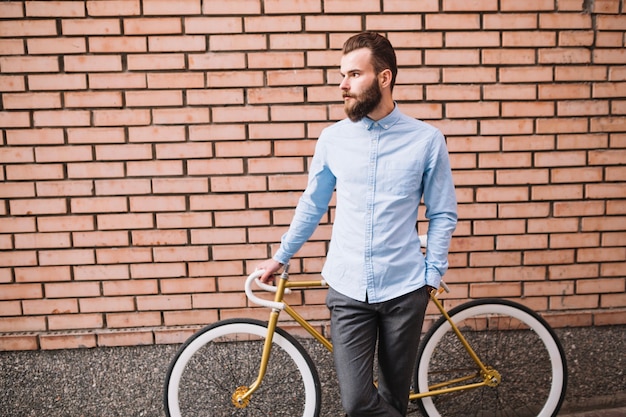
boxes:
[422,129,458,289]
[273,137,336,265]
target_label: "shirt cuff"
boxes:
[425,269,442,290]
[273,248,291,266]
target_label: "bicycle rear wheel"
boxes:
[415,299,567,417]
[164,318,321,417]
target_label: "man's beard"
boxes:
[343,79,382,122]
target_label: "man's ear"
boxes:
[378,68,393,89]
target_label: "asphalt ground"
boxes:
[1,325,624,416]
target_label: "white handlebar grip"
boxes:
[244,270,285,310]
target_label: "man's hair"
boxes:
[342,32,398,90]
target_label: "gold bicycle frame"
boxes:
[235,272,500,405]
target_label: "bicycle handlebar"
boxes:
[244,270,286,311]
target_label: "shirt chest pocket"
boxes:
[379,160,422,197]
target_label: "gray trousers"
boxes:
[326,286,429,417]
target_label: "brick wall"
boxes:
[0,0,624,351]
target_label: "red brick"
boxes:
[156,212,213,229]
[189,52,246,70]
[61,19,121,36]
[70,197,127,214]
[88,73,146,89]
[550,294,598,310]
[126,160,183,177]
[37,215,95,232]
[94,179,151,196]
[595,310,626,326]
[187,89,243,105]
[98,213,153,230]
[0,56,59,73]
[65,91,123,108]
[102,279,159,296]
[26,1,84,17]
[142,0,200,15]
[192,292,247,309]
[40,333,96,350]
[0,2,24,18]
[555,65,608,81]
[501,0,555,11]
[304,15,358,32]
[0,75,25,93]
[106,311,162,328]
[39,249,95,266]
[153,246,208,263]
[73,231,129,248]
[425,13,480,30]
[64,55,122,72]
[0,335,39,351]
[98,330,153,347]
[151,178,207,194]
[0,20,58,37]
[525,280,574,296]
[209,34,266,51]
[136,294,191,311]
[0,181,35,198]
[525,249,575,265]
[484,48,537,65]
[191,225,246,245]
[14,233,71,249]
[190,195,247,211]
[559,30,595,47]
[127,55,185,72]
[122,18,181,35]
[88,36,146,54]
[539,83,590,99]
[470,282,522,298]
[162,310,216,327]
[130,262,186,279]
[148,35,205,52]
[86,0,141,16]
[201,0,261,14]
[207,71,262,88]
[74,264,130,281]
[537,118,589,134]
[131,229,187,246]
[67,127,125,144]
[539,47,591,64]
[79,296,135,313]
[185,16,241,34]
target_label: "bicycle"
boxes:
[164,238,568,417]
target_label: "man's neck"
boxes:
[367,97,395,122]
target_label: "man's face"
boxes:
[340,48,382,122]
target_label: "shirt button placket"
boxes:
[364,125,379,301]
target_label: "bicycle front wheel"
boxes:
[415,299,567,417]
[164,318,321,417]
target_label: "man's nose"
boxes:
[339,76,349,90]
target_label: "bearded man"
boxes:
[257,32,457,417]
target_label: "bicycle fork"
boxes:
[232,269,290,409]
[411,291,501,400]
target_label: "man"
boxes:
[257,32,457,416]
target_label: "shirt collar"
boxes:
[361,102,400,131]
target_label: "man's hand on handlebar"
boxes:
[256,259,283,284]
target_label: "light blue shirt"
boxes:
[274,105,457,303]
